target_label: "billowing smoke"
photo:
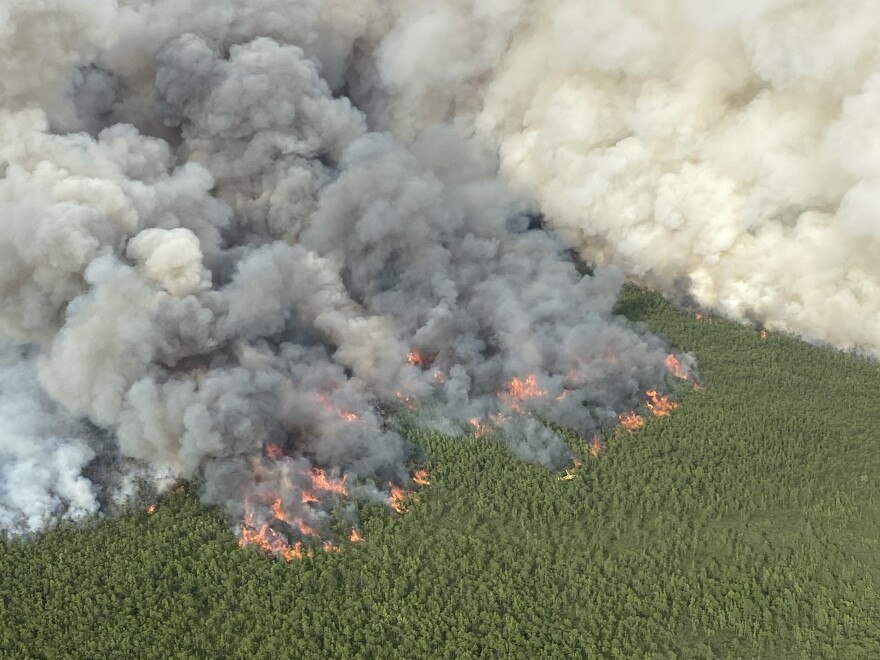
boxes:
[365,0,880,355]
[0,341,99,532]
[0,1,689,546]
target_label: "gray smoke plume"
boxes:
[0,1,680,545]
[358,0,880,355]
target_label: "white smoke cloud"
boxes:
[127,228,211,297]
[0,341,99,533]
[365,0,880,354]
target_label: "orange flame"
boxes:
[664,354,689,380]
[407,351,435,369]
[759,329,768,339]
[407,352,445,384]
[322,542,341,554]
[271,498,293,525]
[349,528,364,543]
[509,375,544,399]
[269,500,318,537]
[300,491,320,504]
[645,390,678,417]
[264,443,285,460]
[590,435,605,457]
[469,418,489,438]
[239,496,319,560]
[309,468,348,497]
[619,412,645,432]
[694,312,703,321]
[500,375,546,412]
[293,517,317,537]
[146,503,157,515]
[389,485,412,513]
[239,510,305,561]
[315,393,361,423]
[284,542,305,561]
[412,469,430,486]
[555,388,574,401]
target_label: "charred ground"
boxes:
[2,286,879,658]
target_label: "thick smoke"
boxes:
[0,341,99,532]
[0,1,681,542]
[365,0,880,355]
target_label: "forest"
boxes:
[1,286,879,658]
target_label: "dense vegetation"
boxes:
[2,287,879,658]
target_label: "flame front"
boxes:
[412,469,430,486]
[590,435,605,457]
[389,485,412,513]
[645,390,678,417]
[666,354,704,392]
[239,502,305,561]
[349,529,364,543]
[146,503,157,515]
[469,418,489,438]
[239,466,350,560]
[270,498,292,525]
[308,468,348,497]
[293,517,318,537]
[664,354,688,380]
[315,393,362,423]
[499,374,546,412]
[619,411,645,432]
[407,350,436,369]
